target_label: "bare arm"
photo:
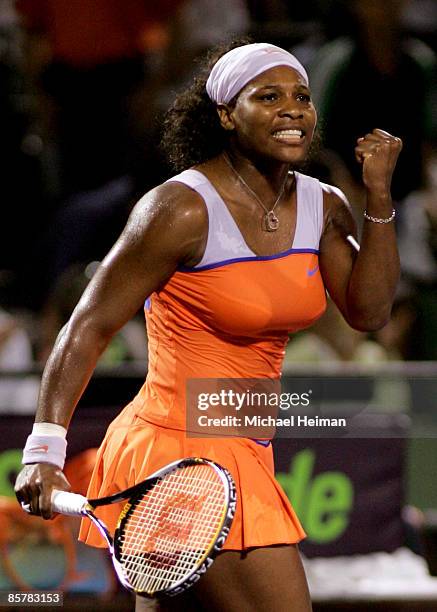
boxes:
[319,129,402,331]
[38,182,206,425]
[15,182,207,516]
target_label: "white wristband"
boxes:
[23,423,68,469]
[32,422,67,438]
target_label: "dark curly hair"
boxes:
[161,38,322,173]
[160,38,251,173]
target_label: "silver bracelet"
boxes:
[363,209,396,224]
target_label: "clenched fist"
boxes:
[355,129,402,195]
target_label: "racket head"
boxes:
[112,457,236,597]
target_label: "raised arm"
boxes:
[319,129,402,331]
[15,182,207,517]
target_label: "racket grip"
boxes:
[51,489,88,516]
[346,234,360,252]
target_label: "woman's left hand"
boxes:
[355,129,403,195]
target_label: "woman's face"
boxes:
[224,65,317,165]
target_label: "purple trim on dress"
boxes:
[251,439,272,447]
[177,248,319,273]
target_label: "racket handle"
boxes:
[346,234,360,252]
[51,489,89,516]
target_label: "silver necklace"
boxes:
[223,153,291,232]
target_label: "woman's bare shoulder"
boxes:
[134,180,208,228]
[321,183,355,235]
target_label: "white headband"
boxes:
[206,43,309,105]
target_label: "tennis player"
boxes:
[15,41,402,611]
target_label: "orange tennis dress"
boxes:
[79,169,327,549]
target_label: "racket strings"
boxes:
[121,473,225,590]
[121,480,224,591]
[117,465,227,594]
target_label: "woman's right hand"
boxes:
[14,463,71,520]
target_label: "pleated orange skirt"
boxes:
[78,403,306,550]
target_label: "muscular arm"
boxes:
[15,182,207,518]
[319,191,399,331]
[37,182,207,426]
[319,129,402,331]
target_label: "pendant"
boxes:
[263,211,280,232]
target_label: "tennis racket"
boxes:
[27,457,236,598]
